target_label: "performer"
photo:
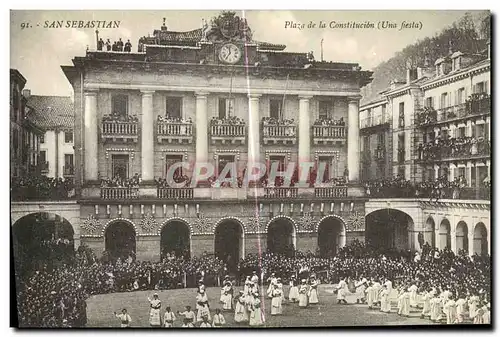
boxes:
[114,308,131,328]
[234,290,249,323]
[336,277,348,304]
[379,284,391,313]
[481,303,491,324]
[288,276,299,303]
[177,306,195,327]
[163,306,176,327]
[431,291,442,322]
[271,284,283,316]
[443,294,457,324]
[455,292,467,323]
[147,293,162,327]
[198,280,206,293]
[251,271,259,292]
[199,315,212,328]
[298,279,309,308]
[355,276,368,304]
[421,287,435,319]
[409,283,419,308]
[468,292,479,321]
[243,276,251,296]
[277,278,284,303]
[196,289,211,322]
[372,279,382,307]
[220,280,233,311]
[212,308,226,327]
[266,273,277,298]
[308,275,319,304]
[398,287,410,317]
[365,281,374,309]
[249,292,263,326]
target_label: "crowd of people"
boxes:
[262,117,296,137]
[101,174,141,188]
[418,136,490,161]
[15,238,490,327]
[210,116,245,126]
[313,117,345,126]
[11,176,74,201]
[102,113,139,123]
[97,38,133,52]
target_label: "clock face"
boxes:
[219,43,241,64]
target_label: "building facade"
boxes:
[59,15,373,262]
[10,69,44,177]
[24,94,75,180]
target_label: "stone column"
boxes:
[195,92,209,164]
[468,229,474,256]
[347,97,361,182]
[141,90,155,182]
[298,96,312,162]
[247,94,261,166]
[84,90,98,181]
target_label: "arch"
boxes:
[365,209,413,251]
[160,218,191,260]
[424,216,436,248]
[214,217,245,271]
[266,216,297,256]
[12,212,75,274]
[157,217,193,235]
[438,218,451,250]
[473,222,488,256]
[455,221,468,254]
[101,218,138,237]
[104,220,136,260]
[317,215,346,257]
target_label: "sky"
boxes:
[10,10,485,97]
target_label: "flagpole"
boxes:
[321,38,324,62]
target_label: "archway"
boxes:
[161,220,191,260]
[214,219,244,271]
[456,221,468,253]
[12,212,75,275]
[424,216,436,248]
[317,216,346,257]
[439,219,451,250]
[104,221,136,260]
[267,217,296,256]
[365,209,413,251]
[473,222,488,256]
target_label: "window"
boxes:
[457,88,465,104]
[366,108,372,126]
[398,166,405,179]
[425,97,434,108]
[217,155,235,178]
[318,156,334,182]
[218,98,234,119]
[318,101,333,120]
[377,132,385,146]
[40,134,45,144]
[398,102,405,128]
[453,57,460,71]
[362,135,370,152]
[112,94,128,116]
[381,104,387,122]
[269,100,283,120]
[440,92,448,109]
[475,82,486,94]
[39,150,46,164]
[64,131,73,143]
[165,155,183,179]
[64,154,74,175]
[112,154,129,179]
[166,97,182,119]
[269,155,285,172]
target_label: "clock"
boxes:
[219,43,242,64]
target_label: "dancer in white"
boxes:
[234,290,249,323]
[212,308,226,327]
[380,284,391,313]
[308,275,320,304]
[336,277,348,304]
[196,289,211,322]
[178,306,195,327]
[355,276,368,304]
[249,292,263,326]
[298,279,309,308]
[271,284,283,315]
[147,293,162,327]
[163,306,176,327]
[114,308,131,328]
[266,273,277,298]
[220,280,233,311]
[288,276,299,303]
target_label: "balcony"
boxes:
[366,185,490,201]
[312,125,346,145]
[262,124,297,145]
[314,186,348,198]
[157,121,193,144]
[419,138,491,163]
[467,94,490,115]
[101,118,139,143]
[210,123,246,145]
[100,187,139,200]
[264,187,298,198]
[63,165,74,177]
[374,147,385,162]
[157,187,194,199]
[360,115,390,131]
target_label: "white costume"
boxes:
[288,279,299,302]
[234,293,249,323]
[115,312,131,328]
[271,288,283,315]
[249,297,263,326]
[212,313,226,327]
[148,297,162,326]
[298,283,309,308]
[267,276,277,298]
[178,310,195,327]
[196,292,211,322]
[337,279,347,301]
[163,311,176,327]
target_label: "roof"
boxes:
[26,95,74,130]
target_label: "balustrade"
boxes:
[210,123,246,137]
[312,125,346,139]
[262,125,296,137]
[314,186,347,198]
[264,187,298,198]
[157,187,194,199]
[102,120,138,136]
[157,121,193,137]
[100,187,139,199]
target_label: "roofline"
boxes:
[10,68,27,86]
[360,97,388,109]
[420,59,490,90]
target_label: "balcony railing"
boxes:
[312,125,346,144]
[157,121,193,144]
[467,94,491,115]
[157,187,194,199]
[100,187,139,199]
[375,148,385,161]
[210,123,246,144]
[360,114,388,129]
[262,125,297,145]
[39,161,49,173]
[264,187,298,198]
[314,186,347,198]
[419,139,491,162]
[63,165,74,176]
[366,185,490,201]
[102,120,139,142]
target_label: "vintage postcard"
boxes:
[10,10,491,328]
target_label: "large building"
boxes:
[359,42,491,255]
[58,14,372,263]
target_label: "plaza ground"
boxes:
[86,285,435,327]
